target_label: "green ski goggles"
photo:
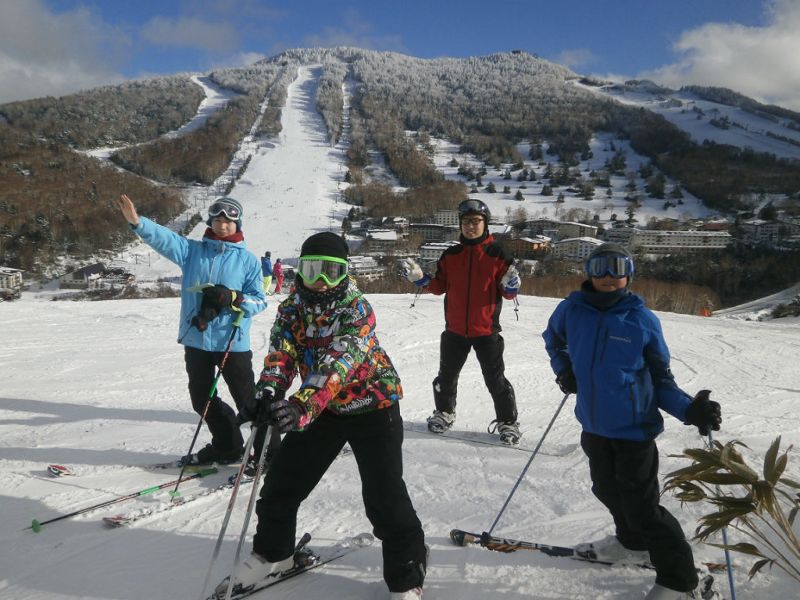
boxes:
[297,255,349,286]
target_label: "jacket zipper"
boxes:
[589,315,605,429]
[464,245,474,336]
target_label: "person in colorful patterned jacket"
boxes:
[117,194,271,466]
[219,232,426,600]
[401,198,522,445]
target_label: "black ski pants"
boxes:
[253,403,426,593]
[184,346,253,454]
[433,330,517,422]
[580,431,699,592]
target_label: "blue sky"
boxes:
[1,0,799,109]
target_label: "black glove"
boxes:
[556,367,577,395]
[239,388,273,425]
[191,302,219,332]
[684,389,722,436]
[202,284,240,309]
[270,399,304,434]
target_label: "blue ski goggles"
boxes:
[208,200,241,221]
[585,254,635,279]
[297,255,349,286]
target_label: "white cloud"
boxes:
[303,9,406,53]
[141,17,239,54]
[641,0,800,110]
[208,51,267,71]
[554,48,595,70]
[0,0,127,103]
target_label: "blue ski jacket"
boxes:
[132,217,267,352]
[542,289,692,441]
[261,256,273,277]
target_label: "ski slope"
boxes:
[1,293,799,599]
[2,64,799,600]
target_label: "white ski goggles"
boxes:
[208,200,241,221]
[297,255,348,286]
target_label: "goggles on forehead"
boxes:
[297,255,349,286]
[585,254,635,279]
[208,201,241,221]
[458,199,487,215]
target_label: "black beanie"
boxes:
[300,232,349,260]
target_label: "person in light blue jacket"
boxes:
[542,243,721,600]
[118,194,268,466]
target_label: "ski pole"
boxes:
[487,392,569,535]
[29,467,217,532]
[198,424,259,600]
[707,429,737,600]
[223,425,275,600]
[173,312,244,499]
[409,286,423,308]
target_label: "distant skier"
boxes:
[217,232,426,600]
[116,194,277,466]
[272,258,284,294]
[542,243,722,600]
[261,251,273,295]
[401,198,522,445]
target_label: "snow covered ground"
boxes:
[3,63,799,600]
[2,292,799,600]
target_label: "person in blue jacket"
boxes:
[261,251,273,294]
[118,193,269,466]
[542,243,721,600]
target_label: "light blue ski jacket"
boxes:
[132,217,266,352]
[543,289,692,441]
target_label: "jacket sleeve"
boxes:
[290,297,377,429]
[257,302,300,394]
[542,302,571,377]
[131,217,190,266]
[643,312,692,421]
[426,255,448,296]
[235,256,267,318]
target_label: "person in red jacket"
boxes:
[272,258,284,294]
[402,199,522,445]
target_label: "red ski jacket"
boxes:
[427,234,516,337]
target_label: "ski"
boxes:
[404,421,544,453]
[140,460,244,471]
[209,532,374,600]
[451,529,723,599]
[30,467,218,532]
[102,475,254,528]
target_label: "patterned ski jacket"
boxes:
[542,289,692,441]
[257,277,402,429]
[132,217,266,352]
[427,234,516,337]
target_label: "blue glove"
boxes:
[270,399,304,433]
[500,265,520,295]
